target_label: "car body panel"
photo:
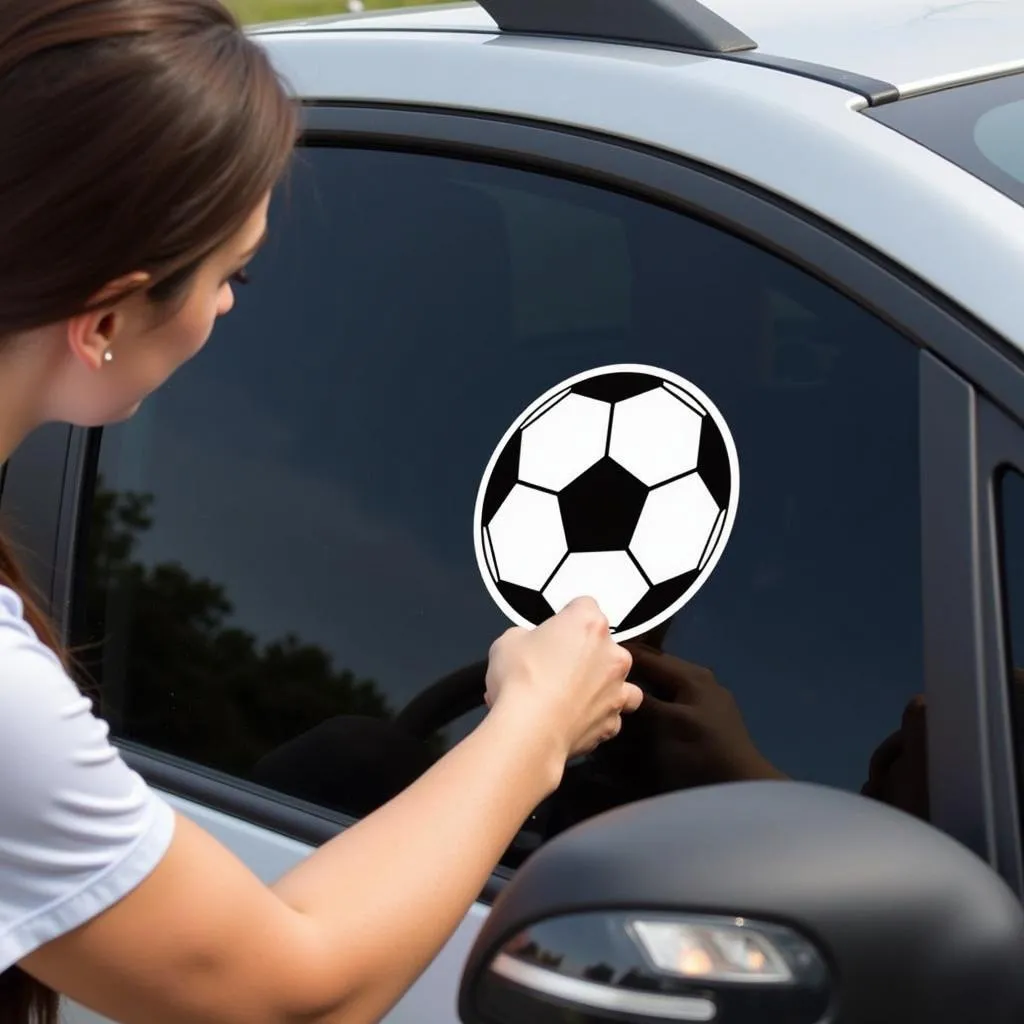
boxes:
[262,28,1024,352]
[254,0,1024,97]
[26,5,1024,1023]
[62,792,489,1023]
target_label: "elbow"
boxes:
[281,989,375,1024]
[271,948,375,1024]
[258,918,396,1024]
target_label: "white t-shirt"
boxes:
[0,584,175,972]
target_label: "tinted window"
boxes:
[74,145,925,866]
[998,468,1024,828]
[867,72,1024,209]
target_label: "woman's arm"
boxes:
[22,598,639,1024]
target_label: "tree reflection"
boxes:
[76,481,392,778]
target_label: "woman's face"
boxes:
[53,193,270,426]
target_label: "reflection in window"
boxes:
[75,146,925,867]
[975,99,1024,186]
[867,72,1024,210]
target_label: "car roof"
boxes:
[255,0,1024,96]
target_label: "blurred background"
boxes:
[230,0,457,24]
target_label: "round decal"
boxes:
[473,364,740,642]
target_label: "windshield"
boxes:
[866,72,1024,208]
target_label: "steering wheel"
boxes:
[392,618,672,741]
[393,659,489,739]
[338,644,668,863]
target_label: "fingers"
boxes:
[620,682,644,714]
[586,683,642,753]
[495,596,642,762]
[562,595,609,630]
[488,625,526,659]
[613,642,633,680]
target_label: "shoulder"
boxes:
[0,583,145,809]
[0,583,74,720]
[0,583,84,746]
[0,585,176,970]
[0,582,60,658]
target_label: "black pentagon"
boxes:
[697,415,731,509]
[482,430,521,526]
[615,569,701,634]
[559,457,648,553]
[497,581,555,627]
[572,372,660,404]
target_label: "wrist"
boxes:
[484,691,568,797]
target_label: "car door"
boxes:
[3,104,1019,1024]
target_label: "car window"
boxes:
[866,72,1024,211]
[73,144,926,867]
[997,467,1024,831]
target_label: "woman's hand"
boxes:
[485,596,643,764]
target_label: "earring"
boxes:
[103,350,113,363]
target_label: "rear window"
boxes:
[866,72,1024,208]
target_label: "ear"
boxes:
[65,271,151,369]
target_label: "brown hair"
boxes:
[0,0,298,1019]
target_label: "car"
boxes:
[8,0,1024,1020]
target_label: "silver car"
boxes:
[9,0,1024,1020]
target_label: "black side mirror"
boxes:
[459,781,1024,1024]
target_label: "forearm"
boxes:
[271,699,563,1022]
[18,604,630,1024]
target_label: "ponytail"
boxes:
[0,967,58,1024]
[0,533,68,662]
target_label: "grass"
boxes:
[229,0,460,25]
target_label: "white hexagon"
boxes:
[609,386,703,487]
[488,484,568,590]
[542,551,649,630]
[519,392,611,492]
[630,475,721,585]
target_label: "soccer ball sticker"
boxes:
[473,364,739,642]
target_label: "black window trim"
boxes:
[1,422,76,614]
[17,102,1023,899]
[975,398,1024,896]
[920,355,1024,893]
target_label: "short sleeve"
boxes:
[0,585,175,971]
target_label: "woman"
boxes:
[0,2,641,1022]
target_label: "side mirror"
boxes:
[459,782,1024,1024]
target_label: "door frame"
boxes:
[4,102,1022,894]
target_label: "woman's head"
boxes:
[0,3,296,1021]
[0,0,297,430]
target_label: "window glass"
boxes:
[867,73,1024,210]
[75,145,925,866]
[997,468,1024,827]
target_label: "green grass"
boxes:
[229,0,460,25]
